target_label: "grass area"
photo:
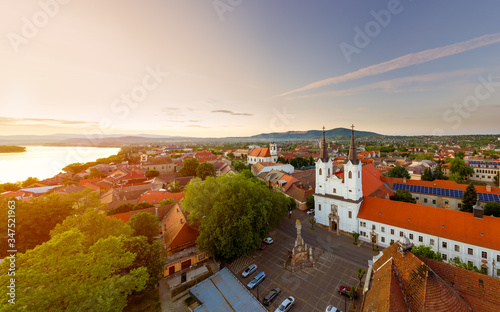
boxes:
[124,288,161,312]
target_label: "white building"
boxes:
[314,126,363,234]
[247,143,278,165]
[468,160,500,184]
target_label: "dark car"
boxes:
[338,286,357,299]
[262,288,281,306]
[259,243,267,250]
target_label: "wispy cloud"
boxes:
[278,33,500,97]
[186,125,209,128]
[0,117,98,126]
[286,67,493,100]
[211,109,253,116]
[166,119,201,123]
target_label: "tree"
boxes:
[128,212,160,243]
[183,173,288,259]
[309,217,316,230]
[455,151,465,159]
[306,194,315,210]
[494,172,499,187]
[352,232,360,245]
[288,197,297,212]
[484,201,500,217]
[233,161,248,172]
[433,164,445,180]
[21,176,39,188]
[145,169,160,178]
[0,229,147,311]
[421,167,434,181]
[449,256,485,274]
[227,152,234,159]
[450,158,474,181]
[62,162,87,175]
[461,182,477,213]
[178,158,199,177]
[0,182,21,192]
[159,198,174,206]
[411,244,442,261]
[107,202,136,215]
[135,202,155,210]
[357,268,366,286]
[167,181,181,192]
[121,236,164,291]
[448,172,463,184]
[387,165,411,179]
[196,162,216,180]
[89,167,106,178]
[390,190,416,204]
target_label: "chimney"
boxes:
[403,177,407,184]
[416,200,421,205]
[155,207,158,216]
[385,194,390,200]
[486,185,491,192]
[473,199,483,219]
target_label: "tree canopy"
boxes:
[387,165,411,179]
[178,158,199,177]
[461,182,477,213]
[450,158,474,180]
[421,167,434,181]
[196,162,216,180]
[182,173,288,259]
[390,190,416,204]
[306,194,315,209]
[145,169,160,178]
[411,244,442,261]
[232,161,248,172]
[128,212,160,244]
[484,201,500,217]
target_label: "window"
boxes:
[442,254,447,261]
[328,168,330,176]
[319,204,321,211]
[454,245,460,252]
[468,248,473,256]
[424,198,428,203]
[416,197,419,200]
[418,236,423,243]
[372,225,376,230]
[198,254,205,261]
[497,255,500,262]
[430,239,434,246]
[458,203,462,209]
[358,172,360,178]
[333,188,337,193]
[482,251,488,259]
[319,169,322,175]
[442,241,447,249]
[432,199,436,204]
[348,211,352,218]
[391,229,394,235]
[399,231,404,237]
[349,171,352,179]
[381,237,385,243]
[180,219,183,224]
[445,201,449,206]
[468,261,474,267]
[381,227,385,233]
[409,234,413,240]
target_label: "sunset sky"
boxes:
[1,0,500,137]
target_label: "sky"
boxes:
[1,0,500,138]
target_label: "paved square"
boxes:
[227,228,366,312]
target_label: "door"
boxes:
[181,259,192,270]
[168,266,175,275]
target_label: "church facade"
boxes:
[314,126,362,234]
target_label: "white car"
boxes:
[326,305,342,312]
[263,237,273,244]
[242,264,257,278]
[306,209,315,215]
[275,296,295,312]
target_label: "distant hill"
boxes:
[245,128,381,141]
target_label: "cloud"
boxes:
[186,125,209,128]
[0,117,98,126]
[278,33,500,97]
[166,119,201,123]
[211,109,253,116]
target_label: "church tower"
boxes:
[343,125,363,201]
[270,142,278,163]
[315,126,332,195]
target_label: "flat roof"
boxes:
[189,267,267,312]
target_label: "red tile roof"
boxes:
[362,164,393,198]
[138,191,185,204]
[358,197,500,250]
[194,151,215,158]
[79,178,104,186]
[248,147,271,157]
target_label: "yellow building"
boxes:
[163,247,207,276]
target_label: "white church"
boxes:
[314,126,500,276]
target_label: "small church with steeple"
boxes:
[314,125,363,234]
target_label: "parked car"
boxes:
[274,296,295,312]
[247,271,266,289]
[242,264,257,278]
[326,306,342,312]
[262,288,281,306]
[259,243,267,250]
[263,237,274,244]
[307,209,315,215]
[338,285,357,298]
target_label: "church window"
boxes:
[318,204,321,211]
[333,188,336,193]
[348,211,352,218]
[358,171,360,178]
[319,169,322,175]
[328,168,330,176]
[349,171,352,179]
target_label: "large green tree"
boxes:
[145,169,160,178]
[196,162,216,180]
[128,212,160,244]
[183,173,288,259]
[450,158,474,181]
[461,182,477,213]
[432,164,445,180]
[178,158,199,177]
[62,162,88,175]
[494,172,499,187]
[306,194,315,210]
[390,190,416,204]
[232,161,248,172]
[387,165,411,179]
[21,177,39,188]
[411,244,442,261]
[421,167,434,181]
[0,229,148,311]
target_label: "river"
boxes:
[0,146,121,184]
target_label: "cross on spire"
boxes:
[322,126,325,131]
[351,124,355,130]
